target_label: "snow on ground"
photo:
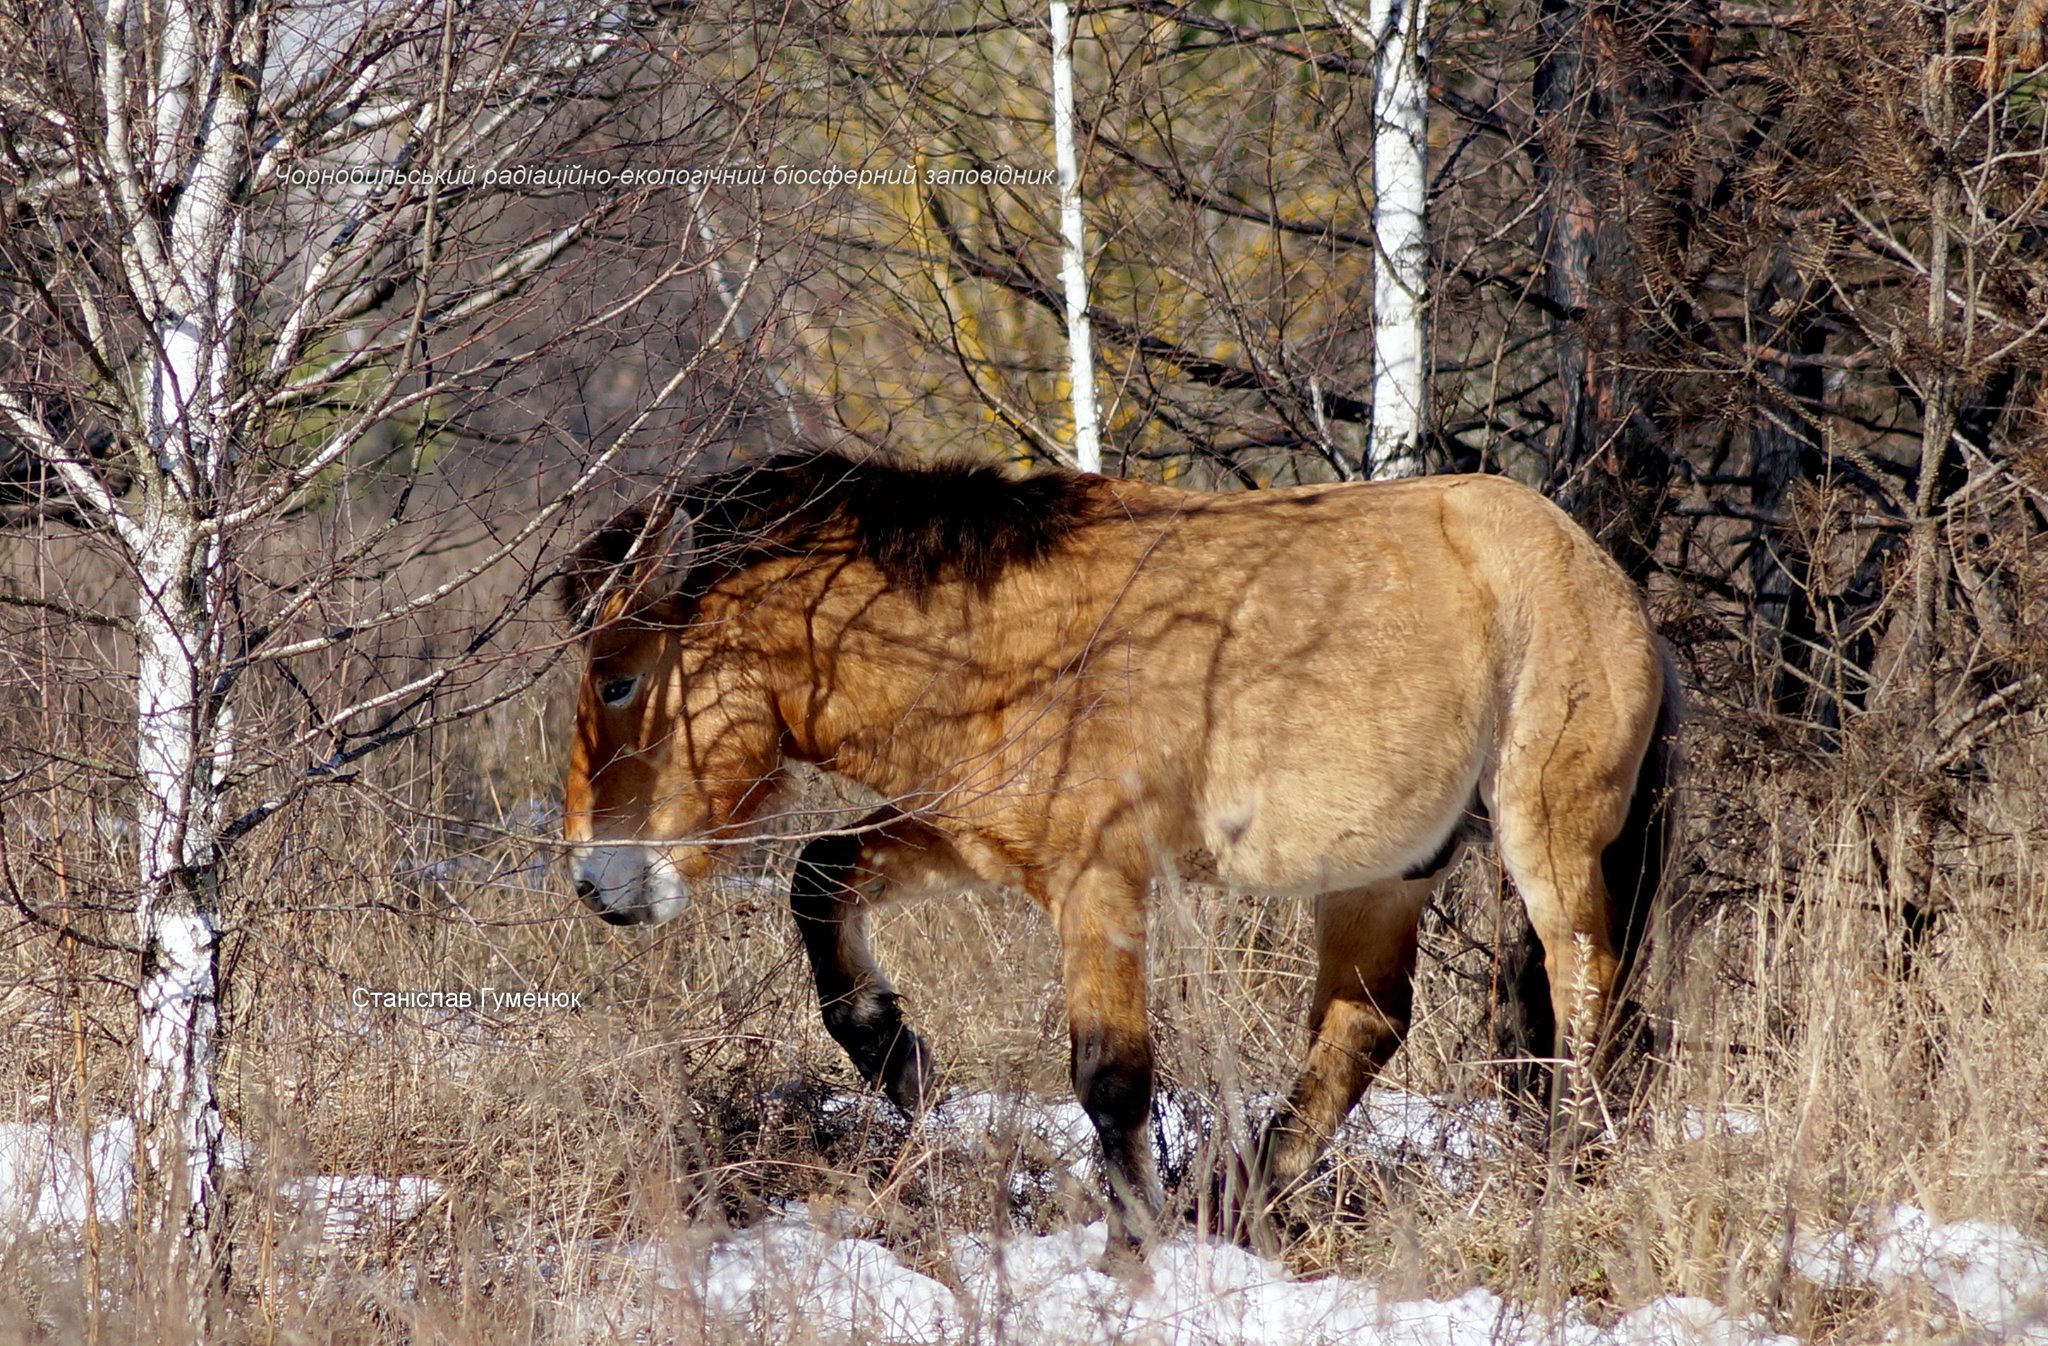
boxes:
[1675,1106,1764,1144]
[9,1093,2048,1346]
[622,1088,1784,1345]
[684,1211,965,1343]
[845,1085,1498,1193]
[1333,1088,1502,1185]
[0,1119,438,1242]
[1793,1203,2048,1342]
[274,1174,446,1240]
[0,1118,133,1231]
[643,1204,1797,1346]
[946,1220,1795,1345]
[625,1091,2048,1346]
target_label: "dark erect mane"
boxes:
[674,450,1100,598]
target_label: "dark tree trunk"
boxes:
[1534,0,1715,581]
[1747,252,1830,727]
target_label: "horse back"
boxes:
[1052,474,1663,894]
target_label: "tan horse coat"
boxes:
[560,455,1677,1246]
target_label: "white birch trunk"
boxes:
[12,0,654,1304]
[1050,1,1102,474]
[133,487,228,1258]
[116,0,254,1294]
[1340,0,1432,478]
[132,291,238,1302]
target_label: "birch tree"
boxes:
[1050,0,1102,473]
[803,6,1385,486]
[1332,0,1432,477]
[0,0,787,1311]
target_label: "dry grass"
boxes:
[2,575,2047,1344]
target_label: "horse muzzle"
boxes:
[569,845,690,926]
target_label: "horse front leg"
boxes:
[788,826,939,1114]
[1055,869,1160,1253]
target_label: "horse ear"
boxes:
[555,504,686,629]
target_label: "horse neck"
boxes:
[749,559,1066,799]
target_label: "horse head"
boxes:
[554,500,783,925]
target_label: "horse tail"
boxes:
[1499,638,1683,1104]
[1604,639,1684,1005]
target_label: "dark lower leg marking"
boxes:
[1496,915,1558,1113]
[790,833,934,1113]
[1071,1022,1156,1247]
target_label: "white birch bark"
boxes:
[107,0,256,1290]
[1334,0,1433,478]
[1051,1,1102,474]
[132,491,228,1259]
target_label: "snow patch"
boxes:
[623,1090,1798,1345]
[0,1117,437,1245]
[914,1090,1106,1180]
[1675,1107,1764,1143]
[655,1209,1797,1346]
[628,1206,961,1344]
[701,1217,962,1343]
[1609,1297,1796,1346]
[0,1119,134,1232]
[274,1174,444,1240]
[953,1223,1794,1346]
[887,1086,1496,1192]
[1333,1088,1501,1186]
[1793,1204,2048,1340]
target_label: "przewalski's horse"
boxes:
[556,451,1680,1248]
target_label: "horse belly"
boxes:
[1192,734,1487,895]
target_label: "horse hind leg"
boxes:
[1244,877,1430,1242]
[1489,634,1671,1135]
[1489,772,1635,1142]
[788,824,948,1114]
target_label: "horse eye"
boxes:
[599,677,639,707]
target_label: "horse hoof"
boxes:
[1093,1235,1153,1281]
[881,1030,938,1116]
